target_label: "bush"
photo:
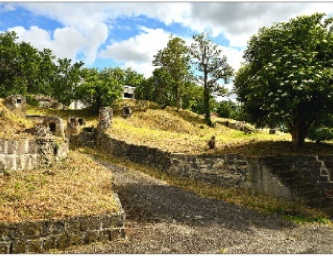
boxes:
[25,95,40,107]
[307,127,333,143]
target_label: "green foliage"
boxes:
[25,95,40,107]
[76,67,124,112]
[235,13,333,147]
[52,58,84,106]
[0,31,85,105]
[189,32,234,126]
[152,35,192,109]
[307,127,333,143]
[216,100,241,119]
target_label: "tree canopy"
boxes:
[152,35,192,109]
[189,32,234,126]
[77,67,125,112]
[234,13,333,147]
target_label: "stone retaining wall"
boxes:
[0,138,68,174]
[0,211,125,253]
[169,153,333,206]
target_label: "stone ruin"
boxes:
[98,107,113,131]
[66,116,86,138]
[42,116,65,138]
[122,105,132,118]
[34,95,64,109]
[4,95,27,118]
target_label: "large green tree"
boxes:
[52,58,84,106]
[0,31,56,96]
[234,13,333,148]
[153,35,192,109]
[76,67,123,112]
[189,32,234,126]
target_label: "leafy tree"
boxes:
[0,31,49,96]
[77,68,123,112]
[124,67,144,86]
[216,100,239,119]
[153,35,192,109]
[189,32,234,126]
[33,49,57,95]
[234,13,333,148]
[52,58,84,106]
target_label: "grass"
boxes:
[82,147,333,225]
[0,99,35,139]
[0,150,120,222]
[3,98,333,224]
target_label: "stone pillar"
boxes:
[98,107,113,131]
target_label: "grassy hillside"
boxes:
[27,99,333,156]
[0,99,35,139]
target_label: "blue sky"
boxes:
[1,1,333,93]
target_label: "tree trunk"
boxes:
[291,113,307,149]
[204,85,212,126]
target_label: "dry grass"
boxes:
[0,99,35,139]
[0,151,120,222]
[106,105,292,154]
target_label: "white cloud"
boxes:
[8,24,108,65]
[99,27,171,77]
[122,61,155,79]
[7,1,333,77]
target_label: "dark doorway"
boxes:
[49,123,56,132]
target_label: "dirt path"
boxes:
[62,159,333,254]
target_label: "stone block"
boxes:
[0,242,11,254]
[83,230,100,244]
[318,155,333,161]
[68,231,85,246]
[44,220,65,235]
[11,240,26,253]
[323,188,333,198]
[7,140,17,154]
[54,233,70,250]
[42,236,56,252]
[99,230,111,242]
[65,218,81,232]
[99,216,112,229]
[19,221,44,239]
[110,229,125,241]
[2,155,15,171]
[17,140,28,154]
[26,238,43,253]
[111,214,125,228]
[28,140,38,154]
[0,139,6,153]
[80,217,101,231]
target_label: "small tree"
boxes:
[189,32,234,126]
[234,13,333,148]
[153,35,192,109]
[77,68,123,112]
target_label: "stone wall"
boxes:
[71,131,333,206]
[0,211,125,253]
[0,138,68,174]
[71,132,171,171]
[169,153,333,206]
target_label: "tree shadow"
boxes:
[116,182,294,232]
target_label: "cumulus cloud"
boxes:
[6,1,333,76]
[184,2,333,47]
[99,27,171,77]
[9,24,108,65]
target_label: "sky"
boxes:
[1,1,333,93]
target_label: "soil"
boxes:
[60,158,333,254]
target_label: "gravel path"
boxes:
[62,159,333,254]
